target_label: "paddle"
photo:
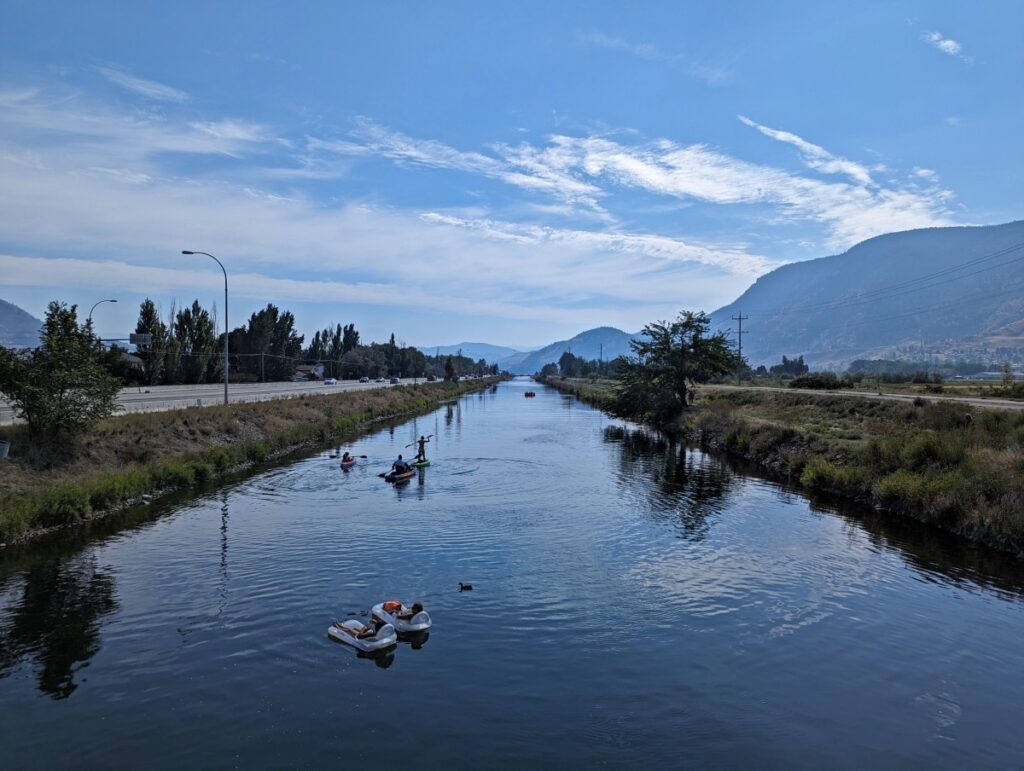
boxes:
[404,434,434,448]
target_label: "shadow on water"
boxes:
[0,553,118,699]
[602,422,1024,599]
[603,425,737,542]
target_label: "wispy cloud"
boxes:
[95,66,189,102]
[738,116,876,186]
[921,30,973,64]
[336,118,954,251]
[577,31,730,86]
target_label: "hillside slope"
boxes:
[503,326,638,374]
[417,342,524,362]
[0,299,42,348]
[710,221,1024,367]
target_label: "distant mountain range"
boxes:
[416,342,527,362]
[710,220,1024,367]
[419,327,640,374]
[0,299,42,348]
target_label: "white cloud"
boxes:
[95,66,189,102]
[738,116,875,186]
[921,30,973,64]
[577,31,730,85]
[420,213,776,276]
[335,118,955,252]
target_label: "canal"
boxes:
[3,378,1024,768]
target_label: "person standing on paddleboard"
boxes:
[415,435,429,462]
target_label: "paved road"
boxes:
[0,379,412,424]
[707,384,1024,412]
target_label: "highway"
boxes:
[0,379,409,424]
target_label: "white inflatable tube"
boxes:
[327,620,397,652]
[371,603,432,633]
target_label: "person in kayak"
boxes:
[392,454,410,473]
[341,451,353,463]
[415,436,430,462]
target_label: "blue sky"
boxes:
[1,1,1021,348]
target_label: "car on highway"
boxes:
[375,377,386,383]
[426,375,437,382]
[359,376,370,383]
[389,377,400,384]
[323,378,338,385]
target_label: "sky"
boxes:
[0,1,1021,348]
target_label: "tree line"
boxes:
[129,298,496,385]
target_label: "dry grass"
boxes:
[0,379,498,542]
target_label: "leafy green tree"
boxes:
[0,302,120,440]
[614,310,740,424]
[172,300,219,384]
[445,356,456,381]
[342,323,359,354]
[228,304,304,381]
[539,362,558,377]
[133,298,169,385]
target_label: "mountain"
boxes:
[710,220,1024,368]
[503,326,639,374]
[417,342,525,362]
[0,299,43,348]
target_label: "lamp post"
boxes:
[88,298,118,327]
[182,250,229,405]
[87,298,117,346]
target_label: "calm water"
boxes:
[4,379,1024,769]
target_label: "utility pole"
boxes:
[261,352,265,383]
[731,313,748,382]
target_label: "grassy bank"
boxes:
[0,379,498,543]
[539,376,1024,555]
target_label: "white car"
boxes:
[323,378,338,385]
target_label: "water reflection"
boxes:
[0,554,118,699]
[604,425,736,541]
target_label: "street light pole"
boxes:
[87,298,118,344]
[182,250,229,405]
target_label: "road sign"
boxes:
[129,333,153,347]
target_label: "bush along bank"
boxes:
[0,379,500,544]
[540,377,1024,557]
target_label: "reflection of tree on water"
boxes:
[604,425,736,540]
[0,554,118,699]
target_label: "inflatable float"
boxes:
[372,602,432,633]
[327,620,397,652]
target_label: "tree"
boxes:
[1003,361,1015,387]
[134,298,169,385]
[770,355,809,376]
[614,310,740,425]
[172,300,219,384]
[228,304,304,382]
[539,362,558,377]
[444,356,457,381]
[558,351,579,378]
[0,302,120,440]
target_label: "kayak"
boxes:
[372,602,432,633]
[340,457,358,468]
[327,620,397,652]
[384,468,416,483]
[411,458,430,468]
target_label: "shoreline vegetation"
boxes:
[0,378,499,544]
[539,376,1024,557]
